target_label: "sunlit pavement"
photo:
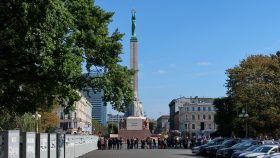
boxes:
[80,149,205,158]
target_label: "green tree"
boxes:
[0,0,134,115]
[107,122,118,134]
[92,119,107,135]
[40,112,60,133]
[213,97,237,137]
[0,109,16,130]
[226,53,280,137]
[148,119,156,133]
[15,113,37,132]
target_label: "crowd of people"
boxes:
[97,137,123,150]
[97,137,170,150]
[97,135,214,150]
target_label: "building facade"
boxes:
[169,97,192,130]
[58,92,92,134]
[107,114,124,124]
[82,89,107,125]
[156,115,169,134]
[178,97,217,136]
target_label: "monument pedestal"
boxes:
[118,117,151,140]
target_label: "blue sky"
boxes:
[95,0,280,119]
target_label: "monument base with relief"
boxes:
[118,116,151,140]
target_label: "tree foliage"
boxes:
[107,122,118,134]
[0,0,134,114]
[148,119,156,133]
[92,119,107,135]
[224,53,280,137]
[213,97,237,137]
[40,112,60,132]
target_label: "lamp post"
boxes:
[33,111,41,133]
[238,108,249,138]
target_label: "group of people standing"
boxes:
[98,136,170,150]
[97,137,124,150]
[126,137,161,149]
[97,136,211,150]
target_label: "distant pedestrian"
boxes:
[116,138,120,150]
[130,138,134,149]
[108,138,112,150]
[119,137,123,149]
[153,139,156,149]
[127,138,130,150]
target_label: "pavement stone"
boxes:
[80,149,205,158]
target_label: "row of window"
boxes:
[186,106,213,111]
[184,123,212,130]
[186,114,212,120]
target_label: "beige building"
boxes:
[58,92,92,134]
[155,115,169,134]
[178,97,217,137]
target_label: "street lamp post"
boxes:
[238,108,249,138]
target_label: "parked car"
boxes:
[192,138,225,155]
[238,145,280,158]
[264,153,280,158]
[231,145,262,158]
[216,140,260,158]
[205,139,240,156]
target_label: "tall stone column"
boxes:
[130,37,138,96]
[130,9,138,97]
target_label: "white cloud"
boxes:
[197,62,211,66]
[157,70,167,75]
[169,64,176,68]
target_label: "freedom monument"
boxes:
[118,10,151,139]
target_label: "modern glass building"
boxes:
[83,89,107,125]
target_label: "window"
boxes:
[60,112,64,119]
[198,107,201,111]
[208,115,212,120]
[203,107,206,111]
[209,124,212,129]
[192,107,195,111]
[208,107,211,111]
[203,115,206,120]
[185,124,188,129]
[185,115,188,120]
[192,124,195,129]
[192,115,195,120]
[198,115,200,120]
[187,107,189,111]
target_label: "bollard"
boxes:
[36,133,48,158]
[56,134,64,158]
[48,134,57,158]
[20,132,36,158]
[64,135,74,158]
[0,130,20,158]
[74,135,80,158]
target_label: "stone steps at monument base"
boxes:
[118,130,151,140]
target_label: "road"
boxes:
[80,149,204,158]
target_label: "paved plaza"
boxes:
[80,149,204,158]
